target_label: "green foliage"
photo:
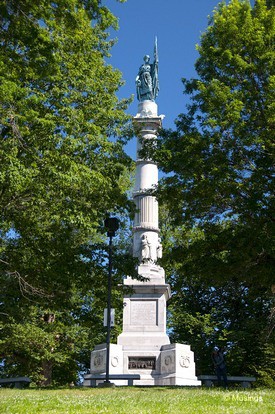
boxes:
[166,260,274,380]
[0,0,134,384]
[159,206,274,384]
[153,0,275,384]
[155,0,274,238]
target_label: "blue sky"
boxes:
[103,0,226,157]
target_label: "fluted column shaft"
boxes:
[132,101,163,263]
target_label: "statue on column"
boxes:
[156,238,163,260]
[136,38,159,102]
[140,235,162,264]
[141,235,151,262]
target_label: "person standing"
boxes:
[212,346,228,388]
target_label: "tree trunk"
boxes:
[41,360,53,386]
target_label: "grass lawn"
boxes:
[0,387,274,414]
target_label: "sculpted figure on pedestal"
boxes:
[141,235,151,262]
[136,38,159,102]
[157,238,163,259]
[140,235,162,264]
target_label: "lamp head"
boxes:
[104,217,120,237]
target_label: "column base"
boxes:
[84,343,201,387]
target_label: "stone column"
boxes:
[115,98,201,386]
[132,100,164,267]
[117,100,171,352]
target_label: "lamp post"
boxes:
[104,217,119,386]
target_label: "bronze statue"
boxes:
[136,38,159,102]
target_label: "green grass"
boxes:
[0,387,274,414]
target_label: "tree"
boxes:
[152,0,274,290]
[168,274,275,385]
[0,0,134,385]
[152,0,274,385]
[158,205,275,386]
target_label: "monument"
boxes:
[84,40,201,386]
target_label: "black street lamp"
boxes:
[103,217,119,386]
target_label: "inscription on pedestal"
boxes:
[130,300,157,326]
[128,357,156,370]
